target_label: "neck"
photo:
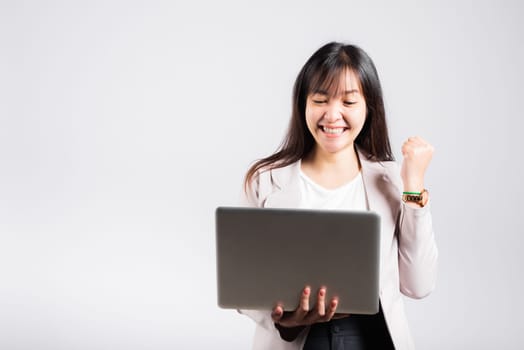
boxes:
[306,145,360,172]
[300,145,362,189]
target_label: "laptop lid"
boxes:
[215,207,381,314]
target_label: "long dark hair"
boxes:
[244,42,394,189]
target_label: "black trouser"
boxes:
[303,305,394,350]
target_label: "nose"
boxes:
[323,103,343,122]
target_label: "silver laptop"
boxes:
[215,207,381,314]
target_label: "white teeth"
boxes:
[322,126,345,134]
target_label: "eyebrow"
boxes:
[313,89,360,95]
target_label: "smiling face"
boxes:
[305,69,367,157]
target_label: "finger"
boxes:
[411,135,423,143]
[415,137,430,149]
[407,136,431,149]
[401,142,409,156]
[410,141,434,158]
[271,305,284,323]
[403,139,427,157]
[401,142,414,157]
[296,286,311,318]
[321,297,339,322]
[402,137,416,151]
[315,287,326,318]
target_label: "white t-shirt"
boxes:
[298,167,368,211]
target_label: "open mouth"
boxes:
[320,126,348,135]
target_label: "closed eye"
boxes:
[344,101,357,106]
[312,100,327,104]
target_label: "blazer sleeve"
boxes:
[397,199,439,299]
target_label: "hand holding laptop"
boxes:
[271,286,339,327]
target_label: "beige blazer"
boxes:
[239,150,438,350]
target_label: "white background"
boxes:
[1,0,523,349]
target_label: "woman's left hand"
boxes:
[400,136,434,192]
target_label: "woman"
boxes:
[239,42,437,350]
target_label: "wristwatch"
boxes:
[402,189,429,207]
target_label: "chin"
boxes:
[321,142,355,154]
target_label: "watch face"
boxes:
[404,194,422,202]
[403,189,429,207]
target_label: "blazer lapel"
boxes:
[263,161,303,208]
[358,149,385,214]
